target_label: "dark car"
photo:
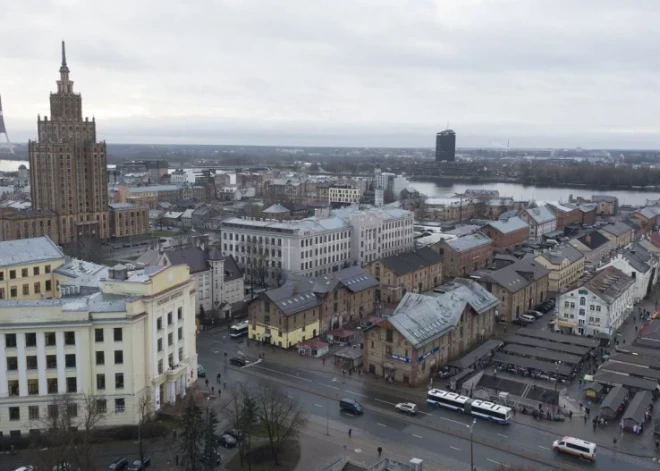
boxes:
[218,434,237,449]
[127,456,151,471]
[229,357,247,367]
[197,364,206,377]
[223,428,244,441]
[107,457,128,471]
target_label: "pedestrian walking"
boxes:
[348,428,352,438]
[211,386,214,394]
[175,455,179,465]
[377,446,382,458]
[569,410,573,420]
[218,389,222,398]
[584,414,588,424]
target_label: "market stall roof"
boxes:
[492,353,573,376]
[505,335,589,357]
[515,328,599,349]
[502,344,582,366]
[448,339,503,369]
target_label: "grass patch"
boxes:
[152,230,177,237]
[226,440,300,471]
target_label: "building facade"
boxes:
[247,267,377,347]
[481,217,530,252]
[592,195,619,216]
[547,203,582,230]
[602,244,658,303]
[569,231,613,268]
[434,233,493,279]
[328,185,363,206]
[557,266,633,337]
[0,263,197,437]
[29,42,110,244]
[600,222,634,250]
[0,209,60,244]
[519,206,557,243]
[435,129,456,162]
[365,247,443,304]
[362,279,498,386]
[534,244,585,294]
[108,203,150,239]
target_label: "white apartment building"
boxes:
[0,263,197,437]
[373,170,410,200]
[328,185,363,205]
[602,243,658,303]
[557,265,634,338]
[170,169,188,185]
[519,206,558,243]
[220,206,414,284]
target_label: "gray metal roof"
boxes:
[502,344,582,365]
[593,195,618,203]
[485,216,529,235]
[163,248,210,274]
[476,258,549,294]
[378,247,443,277]
[579,265,634,304]
[492,353,573,376]
[505,335,589,356]
[574,230,610,250]
[600,360,660,381]
[516,327,599,348]
[0,236,64,267]
[448,339,503,369]
[623,391,653,424]
[388,279,498,349]
[540,244,584,266]
[618,243,654,274]
[601,222,633,237]
[593,372,657,391]
[600,386,628,412]
[444,232,492,253]
[128,184,180,193]
[263,204,291,214]
[522,206,556,224]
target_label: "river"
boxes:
[408,181,660,207]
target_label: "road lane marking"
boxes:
[287,395,294,399]
[441,417,467,426]
[450,446,461,451]
[538,446,550,450]
[254,365,313,382]
[497,433,508,438]
[346,390,368,397]
[487,459,501,465]
[418,411,431,416]
[314,404,324,408]
[377,423,386,427]
[324,384,340,390]
[374,398,397,406]
[413,434,423,439]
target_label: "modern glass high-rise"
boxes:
[435,129,456,162]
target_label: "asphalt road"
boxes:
[198,328,657,471]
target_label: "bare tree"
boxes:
[246,235,271,288]
[74,394,107,471]
[254,383,306,465]
[225,383,257,469]
[63,237,103,263]
[172,230,192,249]
[136,392,153,468]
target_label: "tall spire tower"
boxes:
[28,41,109,244]
[0,94,14,154]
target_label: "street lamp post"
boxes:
[469,418,476,471]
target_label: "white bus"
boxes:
[469,400,512,424]
[229,321,249,338]
[426,389,470,412]
[552,436,597,461]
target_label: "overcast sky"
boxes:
[3,0,660,149]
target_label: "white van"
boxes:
[552,436,596,461]
[521,314,536,323]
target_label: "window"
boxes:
[29,406,39,420]
[564,301,569,308]
[33,266,40,276]
[64,331,75,345]
[114,350,123,365]
[24,332,37,347]
[26,356,37,370]
[167,312,172,325]
[7,357,17,371]
[96,351,105,365]
[114,328,123,342]
[65,354,76,368]
[21,268,28,277]
[34,282,41,294]
[580,297,586,306]
[115,373,124,389]
[96,399,107,413]
[9,287,16,298]
[8,380,18,396]
[157,317,162,330]
[45,264,51,274]
[5,333,16,347]
[45,280,52,291]
[22,284,29,295]
[178,307,183,320]
[386,329,393,342]
[48,405,58,419]
[115,398,125,413]
[178,327,183,340]
[96,374,106,390]
[95,328,104,342]
[157,338,163,352]
[66,377,77,393]
[67,404,78,417]
[46,355,57,369]
[9,407,20,421]
[168,333,173,345]
[179,347,183,360]
[9,269,15,279]
[45,332,56,346]
[158,359,163,374]
[28,379,38,395]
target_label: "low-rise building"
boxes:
[602,243,658,303]
[569,230,613,268]
[328,184,363,206]
[632,207,660,235]
[247,267,378,347]
[534,244,585,294]
[0,236,66,301]
[475,257,550,323]
[0,209,60,243]
[434,233,493,279]
[577,203,598,226]
[365,247,443,304]
[519,206,557,243]
[592,195,619,216]
[0,262,197,437]
[547,203,582,230]
[362,279,498,386]
[108,203,150,238]
[481,217,529,252]
[424,196,474,222]
[557,266,633,337]
[600,222,634,250]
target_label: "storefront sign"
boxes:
[418,346,440,363]
[391,353,411,364]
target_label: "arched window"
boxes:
[580,297,586,306]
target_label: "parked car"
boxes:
[14,467,34,471]
[395,402,418,415]
[528,310,544,319]
[218,434,237,449]
[223,428,244,441]
[229,357,247,367]
[197,364,206,377]
[107,457,128,471]
[127,456,151,471]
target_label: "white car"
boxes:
[14,467,34,471]
[395,402,418,415]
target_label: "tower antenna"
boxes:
[0,94,14,154]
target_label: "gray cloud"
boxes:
[3,0,660,148]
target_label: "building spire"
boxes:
[59,40,69,74]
